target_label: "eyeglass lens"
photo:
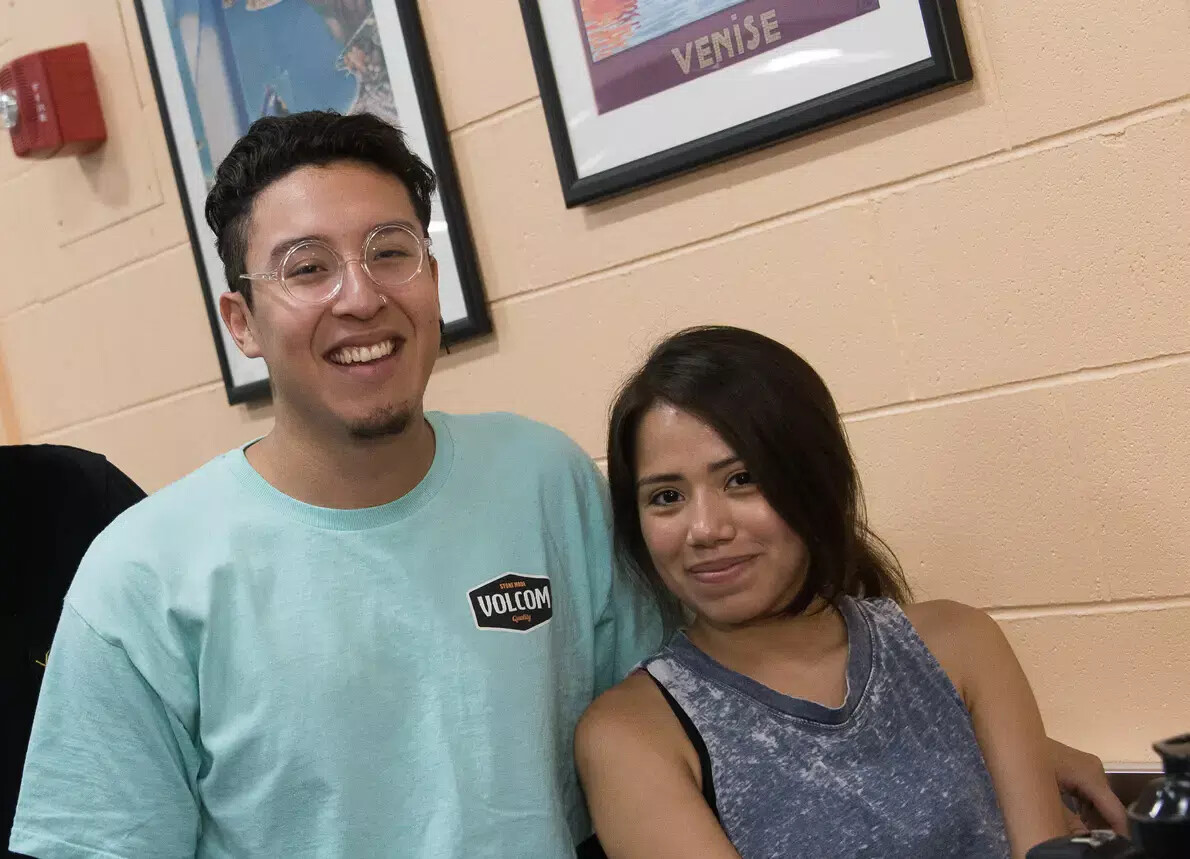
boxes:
[281,225,424,302]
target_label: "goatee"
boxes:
[347,405,413,440]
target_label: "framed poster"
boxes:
[133,0,491,404]
[519,0,972,207]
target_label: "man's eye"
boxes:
[284,258,334,280]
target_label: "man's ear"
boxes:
[430,254,441,317]
[219,289,263,358]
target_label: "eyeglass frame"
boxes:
[238,222,433,305]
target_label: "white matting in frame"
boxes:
[520,0,971,206]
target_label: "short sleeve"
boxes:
[575,456,664,694]
[9,604,200,859]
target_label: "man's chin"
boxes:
[345,405,414,440]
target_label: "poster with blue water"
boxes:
[137,0,490,401]
[164,0,399,188]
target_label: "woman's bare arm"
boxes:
[575,672,742,859]
[908,600,1068,858]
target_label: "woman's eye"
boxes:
[649,489,683,507]
[727,470,754,488]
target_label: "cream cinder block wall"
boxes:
[1,0,1187,762]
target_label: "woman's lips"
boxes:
[687,554,758,585]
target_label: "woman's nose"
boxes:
[686,493,736,547]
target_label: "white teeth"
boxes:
[331,339,396,365]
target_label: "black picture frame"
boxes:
[519,0,972,208]
[133,0,491,405]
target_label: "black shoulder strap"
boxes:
[645,671,720,821]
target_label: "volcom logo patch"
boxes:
[468,574,553,632]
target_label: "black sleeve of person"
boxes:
[1,444,146,859]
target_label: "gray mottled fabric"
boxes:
[642,597,1011,858]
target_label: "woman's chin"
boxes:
[691,594,773,629]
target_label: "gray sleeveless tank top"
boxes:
[640,596,1011,858]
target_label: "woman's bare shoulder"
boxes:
[579,670,675,744]
[576,668,697,776]
[902,599,1000,647]
[901,599,1007,703]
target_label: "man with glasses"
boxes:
[12,110,654,859]
[10,111,1124,859]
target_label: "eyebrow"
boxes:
[636,455,742,489]
[264,219,422,267]
[265,234,330,267]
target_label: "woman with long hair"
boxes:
[577,325,1069,858]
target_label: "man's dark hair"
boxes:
[204,110,437,307]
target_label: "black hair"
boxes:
[203,110,437,307]
[607,325,910,632]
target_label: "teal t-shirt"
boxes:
[10,411,661,859]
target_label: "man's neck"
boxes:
[245,411,436,510]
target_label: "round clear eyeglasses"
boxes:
[239,222,431,304]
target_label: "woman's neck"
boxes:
[685,600,851,707]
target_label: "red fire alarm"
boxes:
[0,43,107,158]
